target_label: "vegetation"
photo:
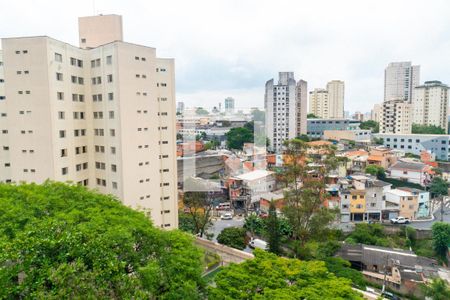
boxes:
[208,249,363,299]
[372,137,384,145]
[296,134,311,142]
[364,165,386,179]
[244,213,266,236]
[217,227,247,250]
[359,120,379,133]
[324,257,367,290]
[183,191,213,238]
[382,177,424,189]
[196,107,209,115]
[266,201,282,254]
[412,123,446,134]
[281,139,342,256]
[431,222,450,262]
[307,113,319,118]
[0,182,205,299]
[345,223,410,248]
[423,278,450,300]
[225,126,253,150]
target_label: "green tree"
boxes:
[196,107,209,115]
[412,123,446,134]
[183,191,213,238]
[296,134,311,142]
[324,257,367,289]
[266,201,281,254]
[281,139,341,256]
[178,211,197,234]
[225,126,253,150]
[217,227,247,250]
[373,137,384,145]
[307,113,319,118]
[345,223,389,247]
[365,165,386,179]
[0,182,205,299]
[359,120,379,133]
[208,249,363,299]
[423,278,450,300]
[430,177,449,222]
[431,222,450,262]
[244,213,265,236]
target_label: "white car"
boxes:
[220,213,233,220]
[249,238,268,250]
[390,216,410,224]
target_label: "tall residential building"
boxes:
[0,15,178,229]
[224,97,235,114]
[309,80,344,119]
[370,103,382,122]
[177,101,185,114]
[384,62,420,102]
[380,99,412,134]
[265,72,307,152]
[412,80,449,133]
[326,80,345,118]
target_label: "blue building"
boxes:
[307,119,360,139]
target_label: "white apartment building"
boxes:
[309,80,344,119]
[380,99,412,134]
[224,97,235,114]
[265,72,307,152]
[384,62,420,102]
[370,103,382,122]
[412,80,449,133]
[0,15,178,229]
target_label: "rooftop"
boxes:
[389,161,427,171]
[234,169,274,181]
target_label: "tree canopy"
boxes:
[225,125,254,150]
[217,227,247,250]
[0,182,205,299]
[431,222,450,262]
[208,249,363,299]
[359,120,379,133]
[365,165,386,179]
[307,113,319,119]
[412,124,446,135]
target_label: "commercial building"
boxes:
[412,80,449,132]
[308,80,345,119]
[323,129,371,142]
[379,99,412,134]
[265,72,307,152]
[306,118,360,139]
[224,97,235,114]
[384,62,420,102]
[0,15,178,229]
[375,133,450,161]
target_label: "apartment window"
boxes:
[71,76,77,84]
[83,162,88,169]
[58,111,65,119]
[107,74,113,82]
[106,55,112,64]
[4,163,10,167]
[135,56,139,60]
[77,60,83,68]
[112,182,118,189]
[55,53,62,62]
[59,130,66,138]
[111,147,116,154]
[76,164,82,171]
[108,93,114,101]
[56,73,63,81]
[110,129,115,137]
[61,167,68,175]
[95,162,106,170]
[70,57,77,66]
[57,92,64,100]
[160,83,167,87]
[78,77,84,85]
[111,164,117,172]
[72,94,78,102]
[141,57,146,61]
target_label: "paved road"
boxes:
[410,207,450,229]
[209,217,245,242]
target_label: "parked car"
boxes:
[249,238,268,250]
[390,216,410,224]
[220,213,233,220]
[381,291,401,300]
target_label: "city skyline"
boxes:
[1,0,450,113]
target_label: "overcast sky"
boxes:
[1,0,450,113]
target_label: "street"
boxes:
[410,207,450,229]
[209,216,245,242]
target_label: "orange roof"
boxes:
[367,155,383,162]
[307,140,332,146]
[345,150,368,157]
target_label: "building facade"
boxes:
[0,15,178,229]
[370,103,382,122]
[384,62,420,102]
[265,72,307,152]
[308,80,345,119]
[412,80,449,133]
[224,97,235,114]
[308,88,328,118]
[380,99,412,134]
[306,118,360,139]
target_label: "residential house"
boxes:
[388,160,432,186]
[384,188,419,220]
[398,187,430,218]
[367,147,397,169]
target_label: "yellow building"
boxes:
[350,190,366,218]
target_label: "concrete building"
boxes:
[384,62,420,102]
[306,118,360,139]
[224,97,235,114]
[323,129,371,142]
[384,188,419,220]
[376,133,450,161]
[412,80,449,133]
[380,99,412,134]
[0,15,178,229]
[398,187,430,218]
[308,80,344,119]
[388,161,432,186]
[327,80,345,118]
[265,72,307,152]
[370,103,382,122]
[177,101,185,114]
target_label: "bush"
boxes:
[217,227,247,250]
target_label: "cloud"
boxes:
[2,0,450,112]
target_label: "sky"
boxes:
[1,0,450,113]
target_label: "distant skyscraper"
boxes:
[380,99,412,134]
[412,81,449,132]
[265,72,307,152]
[384,62,420,102]
[309,80,344,119]
[224,97,235,114]
[371,104,382,122]
[177,101,185,114]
